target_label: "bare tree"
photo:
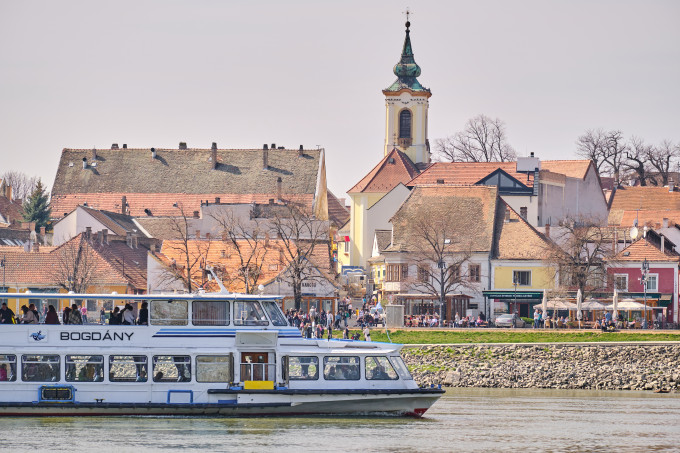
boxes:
[0,171,40,201]
[435,114,516,162]
[576,129,627,184]
[405,208,474,315]
[160,203,212,292]
[51,234,103,293]
[210,210,273,294]
[624,136,651,186]
[542,217,615,298]
[647,140,679,186]
[270,199,331,310]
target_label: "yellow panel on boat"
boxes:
[244,380,274,390]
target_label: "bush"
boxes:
[521,317,533,325]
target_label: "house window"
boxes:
[469,264,481,282]
[399,110,412,138]
[418,265,429,282]
[387,264,408,282]
[520,207,528,219]
[269,264,278,271]
[343,241,350,254]
[614,274,628,292]
[513,270,531,286]
[646,274,658,292]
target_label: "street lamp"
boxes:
[512,275,518,328]
[437,260,445,327]
[641,257,649,329]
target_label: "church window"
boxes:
[399,110,412,138]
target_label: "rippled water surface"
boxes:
[2,389,680,452]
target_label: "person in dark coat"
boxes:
[45,305,60,324]
[138,301,149,325]
[0,303,15,324]
[62,306,71,325]
[109,307,121,325]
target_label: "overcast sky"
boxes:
[1,0,678,199]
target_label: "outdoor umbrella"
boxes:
[541,290,547,315]
[612,288,619,321]
[605,299,646,311]
[581,298,606,310]
[576,289,583,327]
[534,298,577,311]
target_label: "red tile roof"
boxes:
[0,195,24,226]
[618,210,680,229]
[407,162,536,187]
[494,202,555,260]
[326,191,350,227]
[540,160,593,180]
[348,148,420,194]
[608,187,680,225]
[612,238,680,262]
[51,193,314,218]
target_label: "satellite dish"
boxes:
[630,226,639,240]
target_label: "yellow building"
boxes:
[484,205,559,318]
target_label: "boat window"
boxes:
[323,356,360,381]
[109,355,148,382]
[261,301,288,326]
[233,301,268,326]
[65,355,104,382]
[389,356,413,380]
[150,300,188,326]
[365,356,399,380]
[196,355,233,383]
[192,300,230,326]
[153,355,191,382]
[21,355,60,382]
[287,356,319,380]
[0,355,17,382]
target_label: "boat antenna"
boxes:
[204,265,230,294]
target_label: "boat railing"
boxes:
[239,363,275,382]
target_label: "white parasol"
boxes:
[541,290,547,315]
[612,288,619,321]
[576,289,583,326]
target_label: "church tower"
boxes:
[383,19,431,165]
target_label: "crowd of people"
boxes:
[0,301,149,326]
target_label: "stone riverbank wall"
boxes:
[402,344,680,392]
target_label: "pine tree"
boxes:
[22,179,51,231]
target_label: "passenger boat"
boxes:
[0,288,443,417]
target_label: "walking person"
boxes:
[533,308,540,329]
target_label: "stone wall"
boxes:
[403,344,680,392]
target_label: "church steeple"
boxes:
[386,20,429,93]
[383,18,431,165]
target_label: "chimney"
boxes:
[269,198,275,205]
[151,147,156,159]
[126,231,133,248]
[545,224,550,238]
[102,229,108,244]
[179,142,187,150]
[504,208,510,223]
[92,148,98,160]
[263,147,269,169]
[122,144,127,149]
[32,242,39,253]
[263,144,268,150]
[111,143,119,150]
[298,145,304,156]
[97,230,103,244]
[82,157,87,169]
[121,196,127,215]
[211,142,218,169]
[206,232,211,240]
[271,143,275,150]
[85,226,92,239]
[339,198,346,207]
[214,197,220,204]
[5,185,11,200]
[669,179,675,192]
[132,232,138,249]
[277,177,282,201]
[195,230,201,239]
[661,234,665,253]
[663,218,669,228]
[530,152,534,158]
[193,210,199,219]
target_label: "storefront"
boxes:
[392,294,472,324]
[483,290,545,318]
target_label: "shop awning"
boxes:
[483,290,544,299]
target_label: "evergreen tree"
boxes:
[22,179,51,231]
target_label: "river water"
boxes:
[1,389,679,452]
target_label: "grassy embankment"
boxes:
[333,329,680,344]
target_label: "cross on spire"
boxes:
[403,7,411,23]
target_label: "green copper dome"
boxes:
[385,21,430,93]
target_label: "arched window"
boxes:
[399,110,412,138]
